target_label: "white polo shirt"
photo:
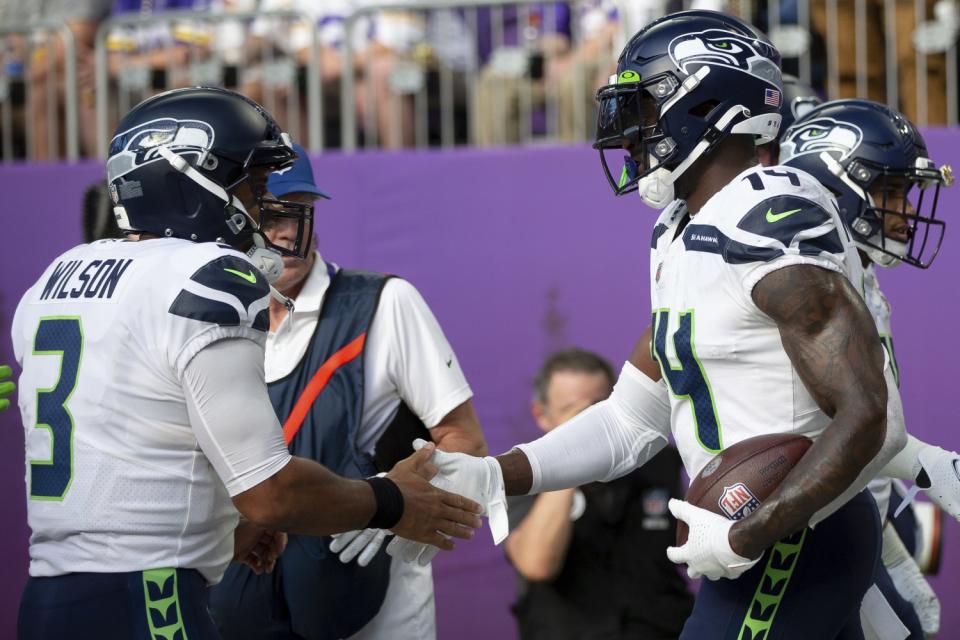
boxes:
[265,253,473,640]
[265,253,473,448]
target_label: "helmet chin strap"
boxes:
[638,105,748,209]
[638,167,679,209]
[247,233,296,309]
[865,239,905,268]
[158,146,295,308]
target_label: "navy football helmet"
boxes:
[781,99,953,268]
[594,10,783,208]
[106,87,313,262]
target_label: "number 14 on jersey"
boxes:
[651,309,723,454]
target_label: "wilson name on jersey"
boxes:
[649,165,863,479]
[12,238,270,582]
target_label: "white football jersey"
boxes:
[12,238,271,582]
[649,164,863,479]
[863,263,897,516]
[862,264,899,386]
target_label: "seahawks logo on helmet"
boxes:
[789,96,821,123]
[781,117,863,161]
[668,29,779,83]
[107,117,216,183]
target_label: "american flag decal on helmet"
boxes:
[764,88,781,107]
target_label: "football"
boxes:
[676,433,814,546]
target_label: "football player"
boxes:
[11,87,481,639]
[386,11,910,638]
[781,99,956,638]
[756,81,933,638]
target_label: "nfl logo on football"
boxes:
[718,483,761,520]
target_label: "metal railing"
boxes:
[334,0,959,148]
[0,19,79,162]
[93,9,323,158]
[1,0,956,162]
[776,0,957,126]
[340,0,629,152]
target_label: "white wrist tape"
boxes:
[517,361,671,494]
[882,434,926,482]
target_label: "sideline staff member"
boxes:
[506,349,692,640]
[211,145,487,640]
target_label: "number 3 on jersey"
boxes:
[29,317,83,501]
[651,309,723,453]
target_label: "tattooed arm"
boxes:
[728,264,905,559]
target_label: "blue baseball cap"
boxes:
[267,143,331,199]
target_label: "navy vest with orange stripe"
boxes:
[213,265,435,640]
[212,265,410,640]
[270,265,391,640]
[271,265,387,476]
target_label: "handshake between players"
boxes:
[235,441,483,574]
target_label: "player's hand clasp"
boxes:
[388,439,509,565]
[384,442,483,553]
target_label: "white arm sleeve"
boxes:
[515,361,671,494]
[183,338,292,497]
[811,365,908,526]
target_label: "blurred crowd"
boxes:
[0,0,957,160]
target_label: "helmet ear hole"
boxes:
[689,99,720,118]
[167,172,205,221]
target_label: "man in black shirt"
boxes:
[505,349,693,639]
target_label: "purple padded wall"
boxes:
[1,138,958,637]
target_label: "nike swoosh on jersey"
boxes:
[223,268,257,283]
[765,208,803,223]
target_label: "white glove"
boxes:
[387,531,445,566]
[883,523,940,637]
[894,444,960,521]
[917,445,960,520]
[665,499,760,580]
[329,528,389,567]
[387,438,508,566]
[887,561,939,637]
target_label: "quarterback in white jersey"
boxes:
[389,12,908,640]
[12,87,480,640]
[13,238,278,582]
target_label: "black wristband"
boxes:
[365,477,405,530]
